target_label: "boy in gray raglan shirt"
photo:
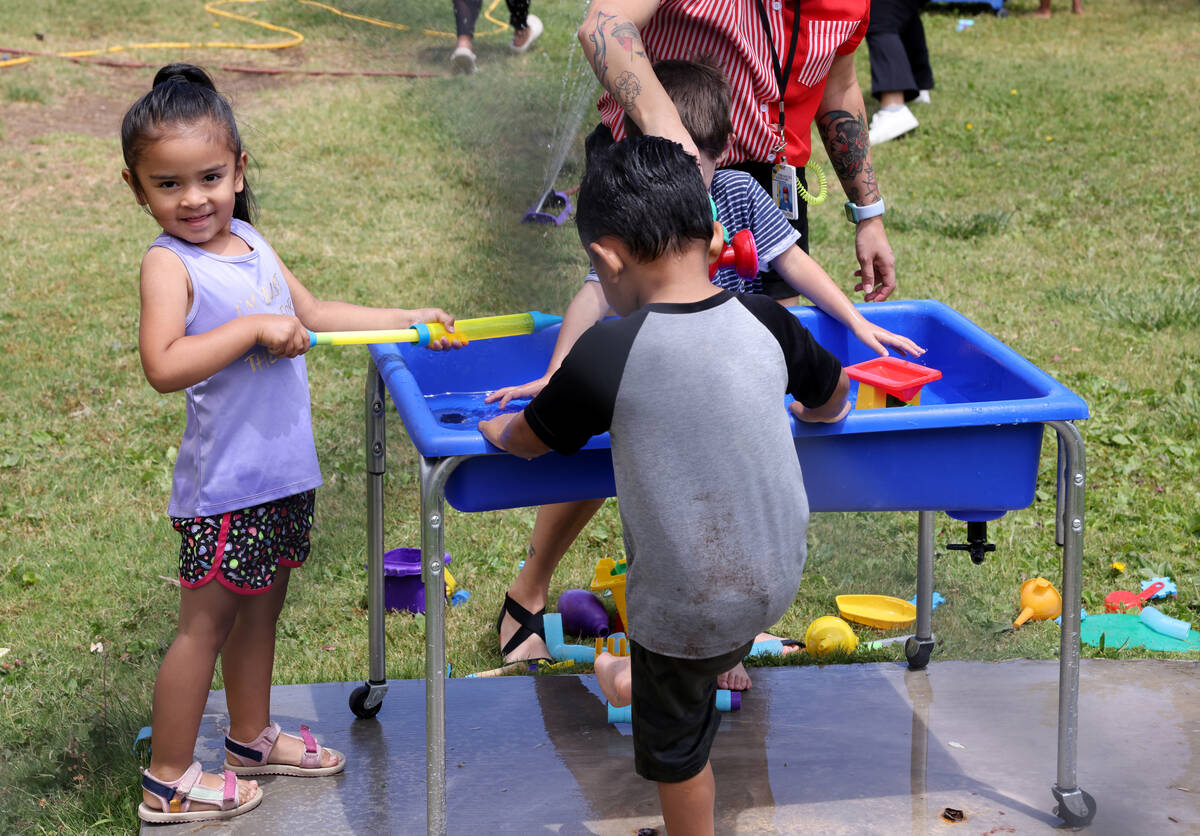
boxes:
[479,136,850,833]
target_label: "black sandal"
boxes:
[496,593,547,658]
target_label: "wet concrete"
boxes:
[141,659,1199,835]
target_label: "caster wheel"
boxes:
[349,683,382,719]
[995,7,1009,16]
[1052,787,1097,827]
[905,636,934,669]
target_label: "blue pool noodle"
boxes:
[1140,606,1191,641]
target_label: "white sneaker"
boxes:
[451,46,476,74]
[915,89,932,104]
[511,14,543,53]
[868,105,919,145]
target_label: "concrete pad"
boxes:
[140,659,1199,834]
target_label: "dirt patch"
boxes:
[0,61,305,150]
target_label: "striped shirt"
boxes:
[597,0,869,166]
[708,168,800,294]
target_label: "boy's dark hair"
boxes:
[121,63,257,223]
[624,57,733,161]
[576,135,712,262]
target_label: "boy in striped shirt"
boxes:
[488,58,921,694]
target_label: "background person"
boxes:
[451,0,543,74]
[865,0,935,144]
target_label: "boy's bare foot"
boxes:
[1032,8,1052,17]
[717,662,752,691]
[142,767,259,812]
[594,651,633,707]
[717,633,805,691]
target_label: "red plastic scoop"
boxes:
[1104,581,1165,613]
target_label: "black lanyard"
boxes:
[754,0,802,158]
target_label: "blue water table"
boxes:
[352,299,1093,831]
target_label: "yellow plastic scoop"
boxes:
[835,594,917,629]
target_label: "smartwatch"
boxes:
[844,198,885,224]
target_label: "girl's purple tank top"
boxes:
[152,219,322,518]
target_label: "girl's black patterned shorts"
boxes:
[170,490,315,595]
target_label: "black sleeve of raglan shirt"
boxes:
[735,293,844,407]
[523,310,650,455]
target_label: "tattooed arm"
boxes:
[576,0,700,164]
[816,53,896,302]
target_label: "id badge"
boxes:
[771,163,799,220]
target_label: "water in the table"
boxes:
[428,392,527,429]
[429,382,957,431]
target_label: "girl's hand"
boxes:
[484,374,551,408]
[256,315,311,358]
[405,308,465,350]
[851,322,925,358]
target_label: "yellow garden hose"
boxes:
[0,0,509,71]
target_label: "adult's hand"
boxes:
[817,54,898,301]
[852,217,896,301]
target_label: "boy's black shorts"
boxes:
[630,638,755,783]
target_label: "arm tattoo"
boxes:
[611,21,645,60]
[586,11,616,85]
[817,109,880,204]
[613,71,642,111]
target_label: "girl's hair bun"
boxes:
[152,63,217,92]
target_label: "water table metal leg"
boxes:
[350,359,389,719]
[419,454,471,836]
[1047,420,1096,827]
[905,510,937,669]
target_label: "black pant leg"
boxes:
[506,0,530,30]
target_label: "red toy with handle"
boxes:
[709,228,758,280]
[1104,581,1165,613]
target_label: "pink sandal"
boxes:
[225,722,346,777]
[138,760,262,823]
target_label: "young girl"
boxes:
[122,62,458,824]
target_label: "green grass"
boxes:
[1,0,1199,831]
